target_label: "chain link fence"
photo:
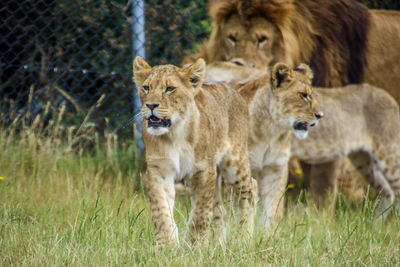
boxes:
[0,0,210,140]
[0,0,398,141]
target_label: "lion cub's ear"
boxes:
[271,62,295,89]
[183,58,206,89]
[133,56,152,86]
[294,63,313,85]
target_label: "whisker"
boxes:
[113,112,144,133]
[156,110,169,116]
[135,112,144,122]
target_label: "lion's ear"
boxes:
[183,58,206,89]
[271,62,295,89]
[294,63,313,85]
[133,56,152,86]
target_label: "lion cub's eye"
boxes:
[143,85,150,93]
[300,92,310,100]
[165,86,176,93]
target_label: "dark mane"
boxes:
[300,0,371,87]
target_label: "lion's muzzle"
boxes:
[293,121,308,131]
[148,115,171,128]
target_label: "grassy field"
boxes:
[1,118,399,266]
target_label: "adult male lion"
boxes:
[184,0,400,207]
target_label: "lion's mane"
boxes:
[190,0,371,87]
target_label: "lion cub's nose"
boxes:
[315,113,324,120]
[146,103,159,110]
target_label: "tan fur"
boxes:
[235,63,323,229]
[223,62,400,228]
[133,57,255,245]
[204,62,368,209]
[289,73,400,219]
[364,10,400,101]
[205,61,265,83]
[184,1,400,98]
[185,0,400,208]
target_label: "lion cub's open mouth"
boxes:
[293,121,309,139]
[293,121,308,132]
[148,115,171,128]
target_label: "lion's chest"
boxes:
[167,141,196,183]
[249,142,290,171]
[248,127,292,172]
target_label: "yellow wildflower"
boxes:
[288,184,295,189]
[0,177,4,180]
[295,169,303,176]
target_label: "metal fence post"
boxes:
[132,0,145,152]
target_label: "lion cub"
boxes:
[234,63,323,230]
[133,57,255,244]
[291,68,400,219]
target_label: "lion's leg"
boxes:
[309,159,341,211]
[303,158,366,203]
[374,145,400,216]
[380,153,400,210]
[349,151,395,219]
[185,167,216,244]
[219,150,256,235]
[337,158,367,202]
[257,162,288,232]
[212,173,227,242]
[144,169,178,245]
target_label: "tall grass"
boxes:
[0,106,399,266]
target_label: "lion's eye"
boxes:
[165,86,176,93]
[143,85,149,93]
[228,35,237,44]
[300,92,310,100]
[258,36,268,45]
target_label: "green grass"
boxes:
[0,122,399,266]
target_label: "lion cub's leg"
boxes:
[257,161,289,231]
[219,149,255,235]
[212,174,228,242]
[349,151,395,219]
[144,169,178,245]
[185,167,217,244]
[373,146,400,215]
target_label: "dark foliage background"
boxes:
[0,0,210,137]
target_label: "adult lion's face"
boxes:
[217,14,280,70]
[271,63,323,139]
[133,57,206,136]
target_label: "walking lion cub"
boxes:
[231,62,400,229]
[290,67,400,218]
[233,63,323,229]
[133,57,255,245]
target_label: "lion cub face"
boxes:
[271,63,324,139]
[133,57,205,136]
